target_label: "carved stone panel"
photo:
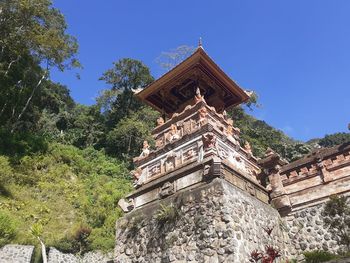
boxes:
[159,182,175,198]
[148,162,161,178]
[183,145,198,163]
[164,152,176,172]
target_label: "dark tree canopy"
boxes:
[0,0,80,132]
[318,132,350,148]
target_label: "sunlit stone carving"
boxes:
[156,117,164,127]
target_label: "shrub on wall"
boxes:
[303,250,338,263]
[323,195,350,252]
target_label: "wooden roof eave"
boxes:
[136,47,250,112]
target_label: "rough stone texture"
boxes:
[0,244,34,263]
[115,178,293,263]
[285,202,345,255]
[48,247,113,263]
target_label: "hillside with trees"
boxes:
[0,1,349,262]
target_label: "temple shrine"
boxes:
[118,46,269,212]
[116,44,350,262]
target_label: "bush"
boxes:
[323,195,350,251]
[304,250,339,263]
[0,211,17,246]
[0,156,13,191]
[154,204,178,225]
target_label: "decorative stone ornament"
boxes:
[156,117,164,127]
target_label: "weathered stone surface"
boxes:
[0,245,34,263]
[115,179,292,263]
[47,247,113,263]
[286,202,345,255]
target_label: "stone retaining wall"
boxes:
[285,202,344,255]
[115,178,294,263]
[48,247,113,263]
[0,245,34,263]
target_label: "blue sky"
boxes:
[52,1,350,142]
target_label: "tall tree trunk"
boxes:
[11,71,46,132]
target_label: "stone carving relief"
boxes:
[198,107,208,126]
[165,124,180,143]
[164,152,177,172]
[183,146,198,162]
[244,141,253,155]
[157,117,165,127]
[155,137,164,149]
[148,162,161,178]
[202,133,217,150]
[228,151,247,172]
[194,87,206,104]
[131,167,147,187]
[182,120,192,135]
[218,145,229,160]
[134,140,151,162]
[159,182,175,198]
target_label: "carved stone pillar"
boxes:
[317,158,332,183]
[258,151,291,210]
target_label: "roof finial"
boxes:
[198,37,202,48]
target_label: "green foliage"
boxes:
[40,104,105,149]
[30,223,43,238]
[323,195,350,251]
[106,107,158,161]
[0,142,132,252]
[318,132,350,147]
[99,58,153,92]
[98,58,154,125]
[154,204,179,225]
[0,211,17,246]
[229,107,308,161]
[0,156,13,187]
[284,143,311,162]
[0,129,48,161]
[303,250,339,263]
[127,215,144,234]
[0,0,80,131]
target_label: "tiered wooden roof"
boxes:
[136,47,249,115]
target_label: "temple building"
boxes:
[118,46,267,211]
[116,45,350,263]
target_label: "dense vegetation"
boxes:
[0,0,349,261]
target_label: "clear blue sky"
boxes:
[52,0,350,142]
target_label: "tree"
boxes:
[323,195,350,252]
[156,45,195,71]
[106,107,158,161]
[98,58,154,129]
[0,155,13,187]
[318,133,350,148]
[0,0,80,132]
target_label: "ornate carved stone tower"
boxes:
[116,47,291,263]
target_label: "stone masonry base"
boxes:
[115,178,293,263]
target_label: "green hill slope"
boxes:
[0,142,131,261]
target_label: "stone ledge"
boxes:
[0,244,34,263]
